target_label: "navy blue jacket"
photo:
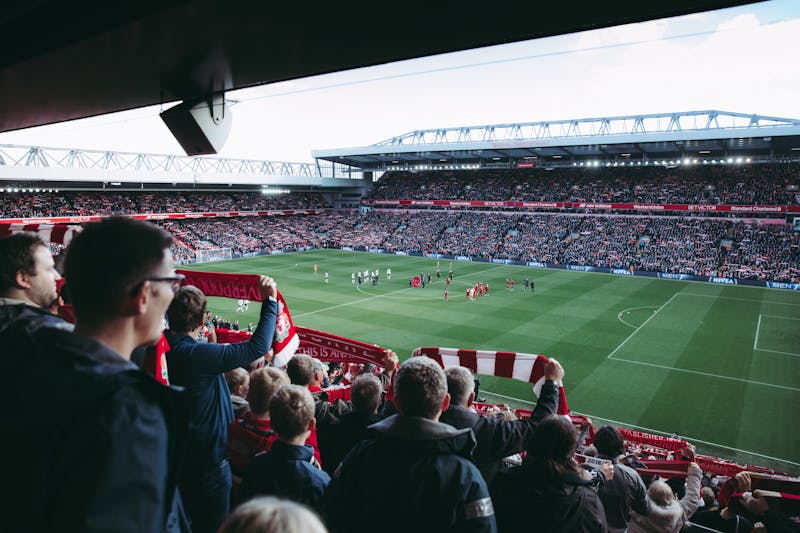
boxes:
[0,325,189,533]
[166,297,277,469]
[326,415,497,533]
[240,440,331,511]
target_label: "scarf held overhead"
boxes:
[412,347,569,415]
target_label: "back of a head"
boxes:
[526,414,579,482]
[0,232,46,297]
[248,367,291,415]
[218,496,327,533]
[350,374,382,414]
[64,217,172,322]
[286,354,315,386]
[593,425,624,458]
[444,366,474,407]
[648,480,676,507]
[394,356,447,419]
[167,286,207,333]
[269,385,315,440]
[225,367,250,395]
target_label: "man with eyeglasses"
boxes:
[0,217,191,532]
[165,276,278,533]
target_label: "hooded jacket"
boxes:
[492,464,607,533]
[0,325,189,533]
[325,414,497,533]
[628,462,702,533]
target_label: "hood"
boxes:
[368,414,477,457]
[633,500,683,532]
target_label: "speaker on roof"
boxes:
[160,92,231,156]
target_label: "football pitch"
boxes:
[183,249,800,475]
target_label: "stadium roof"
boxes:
[0,1,758,134]
[312,110,800,171]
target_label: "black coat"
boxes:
[325,414,497,533]
[493,467,607,533]
[439,380,559,484]
[317,410,383,475]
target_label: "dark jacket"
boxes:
[240,440,331,512]
[0,299,73,336]
[318,410,383,475]
[597,455,649,533]
[166,298,277,469]
[325,414,497,533]
[0,326,189,533]
[493,466,607,533]
[439,380,559,484]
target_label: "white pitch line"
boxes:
[681,293,800,307]
[607,357,800,392]
[755,348,800,358]
[479,389,800,467]
[293,264,506,318]
[754,314,762,351]
[617,306,660,329]
[607,292,680,359]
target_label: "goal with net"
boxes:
[195,247,233,263]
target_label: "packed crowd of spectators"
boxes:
[366,165,800,205]
[0,191,331,218]
[3,217,799,533]
[155,210,799,282]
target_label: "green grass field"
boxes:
[183,249,800,475]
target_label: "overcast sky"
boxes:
[1,0,798,163]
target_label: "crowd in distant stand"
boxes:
[0,191,331,219]
[366,165,800,205]
[154,210,799,282]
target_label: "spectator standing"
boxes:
[318,373,384,475]
[439,362,560,485]
[628,462,702,533]
[226,367,251,419]
[218,496,327,533]
[492,414,609,532]
[0,232,70,335]
[325,356,497,533]
[240,385,331,512]
[0,217,190,532]
[165,278,278,533]
[592,426,650,533]
[227,367,290,477]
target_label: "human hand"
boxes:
[599,461,614,481]
[258,275,277,300]
[733,471,752,493]
[544,358,564,381]
[382,350,399,372]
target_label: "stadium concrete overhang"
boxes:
[0,0,761,135]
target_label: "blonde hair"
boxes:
[219,497,327,533]
[648,480,675,507]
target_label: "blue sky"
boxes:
[1,0,798,163]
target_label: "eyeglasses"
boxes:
[142,274,185,294]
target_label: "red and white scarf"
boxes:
[412,347,569,415]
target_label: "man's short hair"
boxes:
[248,367,290,415]
[0,232,47,295]
[166,286,206,333]
[269,385,315,440]
[64,217,172,321]
[218,496,327,533]
[593,425,625,458]
[350,374,382,414]
[444,366,474,406]
[286,354,315,386]
[394,356,447,419]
